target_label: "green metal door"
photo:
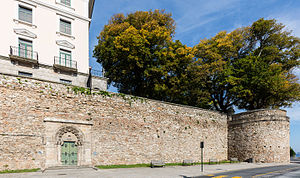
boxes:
[61,141,77,165]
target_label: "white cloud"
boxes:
[174,0,239,34]
[266,2,300,37]
[285,101,300,120]
[272,15,300,37]
[267,7,300,121]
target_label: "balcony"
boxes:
[53,56,77,73]
[9,46,38,65]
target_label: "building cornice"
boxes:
[16,0,91,22]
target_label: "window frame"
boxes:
[59,49,72,67]
[60,19,72,35]
[60,0,71,7]
[18,38,33,59]
[18,5,32,24]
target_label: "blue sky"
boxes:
[88,0,300,153]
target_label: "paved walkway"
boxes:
[0,163,293,178]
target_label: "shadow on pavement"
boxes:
[291,157,300,164]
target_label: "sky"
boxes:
[88,0,300,153]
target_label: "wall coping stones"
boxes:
[229,109,289,125]
[232,109,286,117]
[142,97,228,116]
[44,117,93,125]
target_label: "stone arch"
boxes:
[55,126,83,146]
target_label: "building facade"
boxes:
[0,0,107,90]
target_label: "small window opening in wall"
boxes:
[18,71,32,77]
[60,19,71,35]
[60,79,72,84]
[19,5,32,23]
[61,0,71,6]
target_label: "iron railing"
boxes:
[10,46,38,61]
[54,56,77,69]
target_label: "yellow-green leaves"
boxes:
[94,13,299,113]
[93,10,188,101]
[192,18,300,113]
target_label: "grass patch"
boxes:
[0,168,40,174]
[96,160,234,169]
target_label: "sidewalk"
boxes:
[0,162,292,178]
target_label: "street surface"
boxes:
[0,160,299,178]
[195,164,300,178]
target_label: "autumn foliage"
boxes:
[94,10,300,114]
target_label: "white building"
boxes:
[0,0,107,90]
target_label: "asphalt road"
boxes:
[194,161,300,178]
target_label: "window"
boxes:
[19,6,32,23]
[18,71,33,77]
[60,0,71,6]
[59,49,72,67]
[60,19,71,35]
[60,79,72,84]
[19,39,33,59]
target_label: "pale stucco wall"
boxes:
[0,0,91,73]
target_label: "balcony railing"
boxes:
[10,46,38,62]
[54,56,77,72]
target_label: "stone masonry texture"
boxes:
[0,74,290,171]
[228,109,290,163]
[0,74,228,171]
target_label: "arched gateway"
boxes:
[44,118,93,168]
[56,126,83,165]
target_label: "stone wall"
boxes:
[0,74,228,171]
[228,109,290,163]
[91,97,228,165]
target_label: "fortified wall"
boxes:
[228,110,290,163]
[0,74,228,171]
[0,74,290,171]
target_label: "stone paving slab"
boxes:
[0,163,291,178]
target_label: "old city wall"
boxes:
[0,74,228,170]
[228,110,290,163]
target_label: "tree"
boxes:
[94,10,171,96]
[193,18,300,113]
[193,28,250,113]
[233,55,300,110]
[95,13,300,113]
[147,40,195,104]
[233,18,300,110]
[291,147,296,157]
[94,10,201,105]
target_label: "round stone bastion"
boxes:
[228,109,290,163]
